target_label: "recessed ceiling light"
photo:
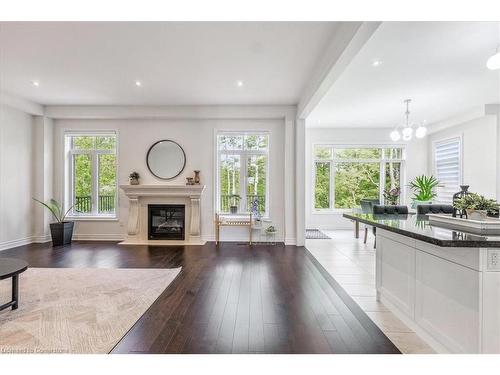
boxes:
[135,80,142,87]
[31,80,40,87]
[236,80,244,87]
[371,59,382,67]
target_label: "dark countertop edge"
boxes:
[343,213,500,248]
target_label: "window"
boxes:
[217,132,269,216]
[313,146,405,210]
[434,137,461,203]
[65,132,117,218]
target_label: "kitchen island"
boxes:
[344,213,500,353]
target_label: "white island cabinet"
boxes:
[376,228,500,353]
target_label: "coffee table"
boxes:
[0,258,28,311]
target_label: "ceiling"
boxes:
[308,22,500,128]
[0,22,338,106]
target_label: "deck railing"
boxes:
[220,194,266,215]
[75,195,115,213]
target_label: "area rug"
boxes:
[0,267,181,354]
[305,229,331,239]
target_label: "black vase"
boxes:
[49,222,74,246]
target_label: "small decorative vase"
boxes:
[186,177,194,185]
[130,178,139,185]
[466,209,488,221]
[194,170,201,184]
[230,206,238,214]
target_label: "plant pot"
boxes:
[130,178,139,185]
[466,209,488,221]
[49,221,74,247]
[230,206,238,214]
[411,200,432,209]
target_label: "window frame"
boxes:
[312,143,407,213]
[432,135,463,204]
[64,130,119,220]
[215,130,270,217]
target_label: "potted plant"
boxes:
[383,187,401,205]
[33,198,75,246]
[453,193,499,220]
[409,175,439,208]
[129,171,140,185]
[229,194,241,214]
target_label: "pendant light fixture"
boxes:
[390,99,426,141]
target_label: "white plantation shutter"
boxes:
[434,138,461,203]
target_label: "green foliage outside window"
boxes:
[314,147,403,209]
[70,135,116,214]
[218,134,268,215]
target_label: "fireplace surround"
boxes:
[148,204,185,240]
[119,184,206,245]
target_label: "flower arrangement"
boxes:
[383,187,401,205]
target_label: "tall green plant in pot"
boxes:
[409,175,439,208]
[33,198,75,246]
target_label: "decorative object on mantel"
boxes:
[193,170,201,184]
[229,194,241,214]
[409,175,439,208]
[129,171,140,185]
[185,170,201,185]
[383,187,401,205]
[453,193,499,221]
[389,99,427,141]
[146,139,186,180]
[452,185,470,218]
[33,198,75,246]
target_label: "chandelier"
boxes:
[390,99,427,142]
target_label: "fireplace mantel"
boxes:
[119,184,206,245]
[120,184,206,198]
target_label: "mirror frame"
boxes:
[146,139,187,180]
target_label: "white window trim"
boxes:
[214,130,271,218]
[63,130,119,221]
[432,135,463,204]
[312,143,407,213]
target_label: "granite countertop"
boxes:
[343,212,500,248]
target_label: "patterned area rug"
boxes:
[0,267,181,354]
[305,229,331,239]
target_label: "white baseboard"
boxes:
[285,237,296,245]
[0,236,35,251]
[72,233,125,241]
[31,234,51,243]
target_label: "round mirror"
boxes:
[146,140,186,180]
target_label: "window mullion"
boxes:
[330,161,334,210]
[240,152,247,212]
[92,151,99,215]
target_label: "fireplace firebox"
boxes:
[148,204,185,240]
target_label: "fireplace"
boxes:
[148,204,185,240]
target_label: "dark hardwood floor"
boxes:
[0,241,400,354]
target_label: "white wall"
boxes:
[0,104,35,249]
[305,127,428,229]
[53,118,287,242]
[428,115,497,198]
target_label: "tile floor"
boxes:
[305,229,435,354]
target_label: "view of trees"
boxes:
[314,147,403,209]
[218,134,268,214]
[71,135,116,213]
